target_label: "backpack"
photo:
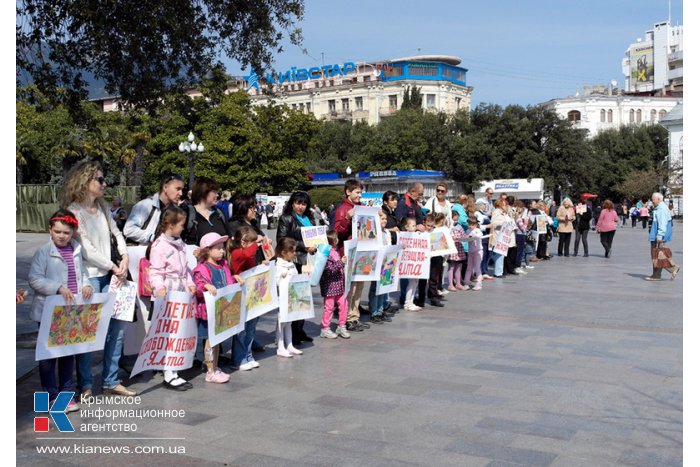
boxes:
[137,257,152,297]
[185,202,227,242]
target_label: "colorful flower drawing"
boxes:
[380,253,398,286]
[352,251,378,276]
[245,272,272,311]
[430,231,449,252]
[356,216,377,241]
[288,281,313,312]
[214,291,242,335]
[48,304,102,347]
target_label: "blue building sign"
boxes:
[246,62,357,90]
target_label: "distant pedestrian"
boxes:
[595,200,619,258]
[645,193,680,281]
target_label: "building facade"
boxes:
[543,93,681,138]
[246,55,473,125]
[622,20,683,96]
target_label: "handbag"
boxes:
[137,257,152,297]
[651,247,674,269]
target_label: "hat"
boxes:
[475,198,487,206]
[199,232,229,248]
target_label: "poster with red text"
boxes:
[130,291,198,378]
[396,232,430,280]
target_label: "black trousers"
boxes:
[599,231,616,256]
[505,246,517,274]
[557,232,572,256]
[574,229,589,255]
[415,279,427,306]
[427,256,444,299]
[537,234,548,259]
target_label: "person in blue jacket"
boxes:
[645,192,680,281]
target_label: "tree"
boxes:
[17,0,305,111]
[615,168,662,200]
[401,85,422,110]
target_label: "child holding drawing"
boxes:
[319,230,351,339]
[193,232,242,383]
[29,209,93,412]
[464,217,484,291]
[400,217,422,312]
[446,210,468,291]
[425,213,446,307]
[368,210,393,324]
[274,238,304,357]
[149,205,196,391]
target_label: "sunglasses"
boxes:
[93,176,107,185]
[436,189,446,193]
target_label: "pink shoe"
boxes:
[205,370,230,383]
[447,286,458,292]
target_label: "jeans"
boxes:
[39,356,75,401]
[574,229,589,256]
[233,317,258,366]
[492,252,504,276]
[480,238,491,274]
[76,274,110,391]
[515,233,526,267]
[89,274,127,389]
[524,242,535,266]
[368,282,385,317]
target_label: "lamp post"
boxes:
[346,166,352,176]
[178,132,204,189]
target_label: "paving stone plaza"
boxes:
[16,225,682,466]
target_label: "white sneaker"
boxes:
[287,345,303,355]
[276,349,293,358]
[320,328,338,339]
[437,289,448,296]
[515,268,527,275]
[235,361,256,370]
[525,265,535,269]
[250,360,260,368]
[336,326,351,339]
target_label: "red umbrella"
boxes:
[580,193,598,200]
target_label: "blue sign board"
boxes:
[246,62,357,90]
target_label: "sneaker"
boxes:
[671,266,680,280]
[336,326,351,339]
[320,328,338,339]
[525,265,535,269]
[359,321,371,329]
[403,305,420,312]
[455,284,469,290]
[103,384,137,397]
[205,370,230,383]
[437,289,449,296]
[276,349,293,358]
[515,268,527,275]
[287,345,303,355]
[529,257,541,262]
[66,400,80,413]
[482,275,494,281]
[471,286,482,291]
[249,360,260,368]
[644,276,662,281]
[346,321,364,332]
[380,313,393,323]
[81,388,93,399]
[429,299,445,307]
[235,361,256,370]
[370,315,384,324]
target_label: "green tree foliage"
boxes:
[308,187,344,211]
[615,168,662,200]
[401,85,422,110]
[17,0,304,111]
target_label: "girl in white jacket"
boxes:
[29,210,93,411]
[274,238,303,358]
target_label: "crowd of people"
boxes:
[25,162,679,408]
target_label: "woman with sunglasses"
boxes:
[63,161,136,398]
[425,182,453,227]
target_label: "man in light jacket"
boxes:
[123,174,184,245]
[645,193,680,281]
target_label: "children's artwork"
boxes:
[396,232,431,279]
[130,290,198,378]
[204,283,247,346]
[279,274,315,323]
[343,239,358,295]
[575,204,587,214]
[351,247,384,281]
[428,227,458,257]
[377,245,402,294]
[301,225,328,249]
[35,293,115,360]
[536,215,549,234]
[492,221,516,256]
[352,206,382,247]
[241,261,279,321]
[108,276,137,322]
[124,245,150,356]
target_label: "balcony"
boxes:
[323,111,353,121]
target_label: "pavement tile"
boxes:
[444,439,558,466]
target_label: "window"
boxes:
[630,109,635,123]
[328,100,336,113]
[408,64,438,76]
[389,95,398,110]
[636,109,642,123]
[600,109,606,122]
[355,97,363,111]
[659,110,667,119]
[455,97,462,109]
[426,94,436,108]
[315,81,320,88]
[453,70,466,82]
[363,75,372,82]
[651,109,657,121]
[608,109,613,122]
[342,98,350,112]
[306,102,311,113]
[567,110,581,122]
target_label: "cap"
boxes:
[199,232,229,249]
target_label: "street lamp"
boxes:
[346,166,352,176]
[178,132,204,189]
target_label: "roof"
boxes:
[385,55,462,66]
[659,103,683,126]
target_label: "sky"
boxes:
[222,0,683,107]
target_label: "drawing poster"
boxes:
[377,245,402,294]
[108,276,137,322]
[279,274,315,323]
[130,291,197,377]
[344,239,358,295]
[428,227,458,257]
[396,232,431,279]
[124,245,151,355]
[241,261,279,321]
[35,293,115,360]
[301,225,328,249]
[536,215,549,234]
[204,283,247,346]
[492,221,515,256]
[350,246,384,282]
[352,206,382,248]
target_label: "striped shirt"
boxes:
[56,243,78,293]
